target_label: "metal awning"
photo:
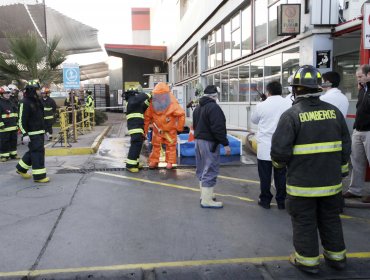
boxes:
[105,44,167,61]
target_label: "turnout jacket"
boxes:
[85,95,94,113]
[40,96,56,121]
[0,98,18,132]
[271,97,351,197]
[19,95,45,137]
[193,96,229,147]
[126,92,151,135]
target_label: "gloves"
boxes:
[23,135,30,144]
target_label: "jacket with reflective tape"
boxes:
[41,96,56,120]
[18,96,45,136]
[126,92,151,135]
[0,98,18,132]
[271,97,351,197]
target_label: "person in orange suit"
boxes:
[144,82,185,169]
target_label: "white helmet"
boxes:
[1,86,11,93]
[7,84,18,92]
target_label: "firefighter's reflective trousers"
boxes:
[126,133,144,168]
[286,193,346,267]
[16,134,47,180]
[0,130,18,159]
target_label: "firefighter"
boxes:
[144,82,185,169]
[271,65,351,274]
[85,90,95,114]
[64,91,80,124]
[125,88,152,173]
[40,87,57,141]
[16,80,50,183]
[0,86,19,162]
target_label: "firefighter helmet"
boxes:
[291,65,322,89]
[26,79,41,89]
[124,89,139,101]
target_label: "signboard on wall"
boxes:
[277,4,301,36]
[316,50,331,69]
[117,89,123,105]
[363,3,370,49]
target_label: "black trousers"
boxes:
[257,159,286,205]
[0,130,18,158]
[16,134,46,180]
[286,193,346,259]
[44,119,53,135]
[126,133,144,168]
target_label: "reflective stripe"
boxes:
[0,126,17,132]
[18,103,26,134]
[145,92,151,98]
[44,116,54,120]
[295,252,320,266]
[0,152,9,157]
[323,249,346,261]
[126,159,138,165]
[44,107,53,111]
[1,113,17,118]
[293,141,342,155]
[32,168,46,175]
[342,163,349,173]
[28,130,45,135]
[128,128,144,135]
[287,183,342,197]
[144,100,150,106]
[127,113,144,120]
[9,151,17,155]
[0,122,4,126]
[19,159,31,170]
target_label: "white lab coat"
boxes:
[320,88,349,117]
[251,95,291,160]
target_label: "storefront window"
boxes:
[282,47,299,95]
[264,53,281,86]
[216,28,222,66]
[241,4,252,57]
[268,1,279,44]
[221,70,229,102]
[229,67,239,101]
[224,21,232,63]
[231,12,241,60]
[251,59,264,102]
[207,32,216,69]
[254,0,268,49]
[239,64,250,102]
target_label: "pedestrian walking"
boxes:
[125,88,152,173]
[0,86,19,161]
[343,64,370,203]
[320,71,349,117]
[193,85,231,208]
[40,87,57,141]
[16,80,50,183]
[251,80,290,209]
[271,65,351,274]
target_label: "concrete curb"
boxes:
[45,126,111,156]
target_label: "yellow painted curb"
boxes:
[45,126,111,156]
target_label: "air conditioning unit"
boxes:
[342,0,367,21]
[311,0,339,25]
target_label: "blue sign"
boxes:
[63,63,80,89]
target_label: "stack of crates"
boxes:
[83,84,110,111]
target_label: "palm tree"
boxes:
[0,32,66,87]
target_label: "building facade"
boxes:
[150,0,366,131]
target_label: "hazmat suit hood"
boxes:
[152,82,171,112]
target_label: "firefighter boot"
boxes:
[323,254,346,270]
[127,167,139,173]
[200,187,223,209]
[16,170,32,179]
[34,177,50,183]
[289,253,319,274]
[0,157,8,162]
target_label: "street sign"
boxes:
[63,63,80,89]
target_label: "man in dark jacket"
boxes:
[16,80,49,183]
[271,65,351,274]
[193,85,231,208]
[125,89,152,173]
[0,86,19,161]
[40,87,57,141]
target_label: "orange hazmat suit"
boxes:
[144,82,185,166]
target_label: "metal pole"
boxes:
[71,91,77,142]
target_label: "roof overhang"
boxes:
[105,44,167,61]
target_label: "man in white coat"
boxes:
[320,71,349,117]
[251,80,291,209]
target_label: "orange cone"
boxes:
[188,126,195,142]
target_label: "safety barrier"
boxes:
[53,107,95,147]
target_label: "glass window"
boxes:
[207,75,214,86]
[214,73,221,96]
[251,60,264,102]
[208,32,216,69]
[215,28,223,66]
[241,4,252,56]
[264,53,281,86]
[229,67,239,101]
[268,1,279,44]
[254,0,268,49]
[282,47,299,95]
[224,21,232,63]
[239,64,250,102]
[221,70,229,102]
[231,12,241,60]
